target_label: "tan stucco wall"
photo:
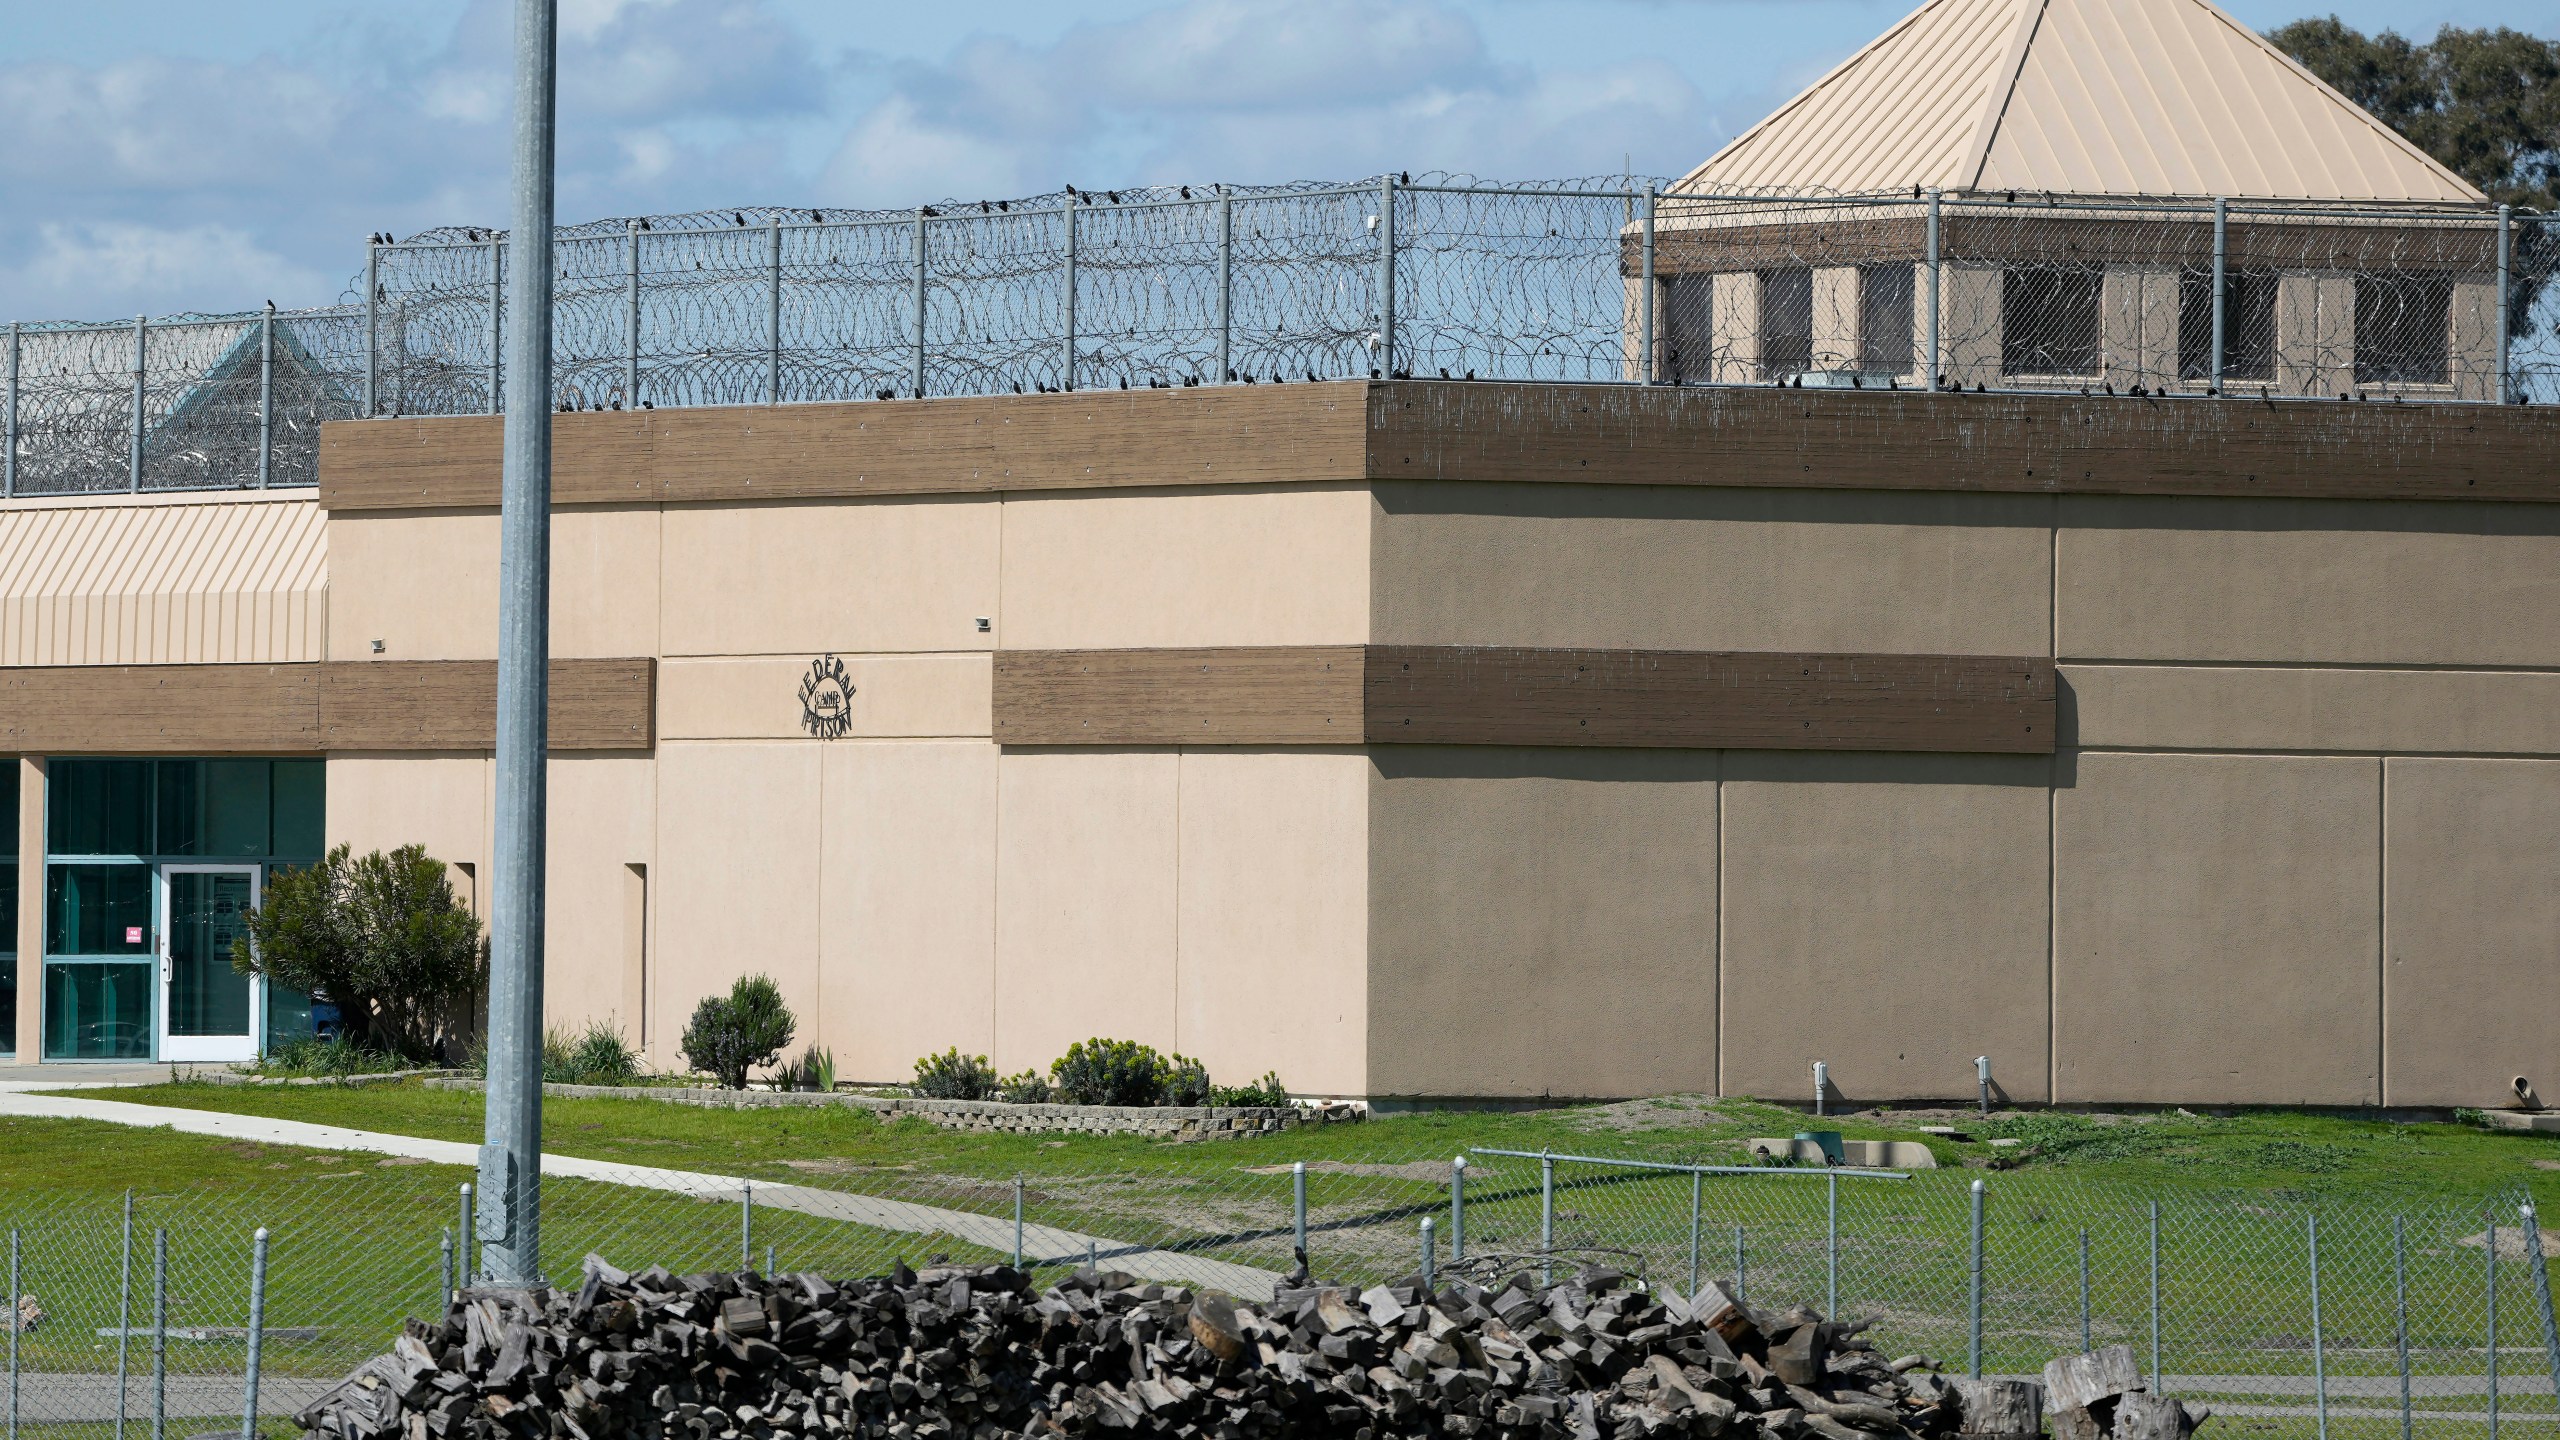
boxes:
[328,507,659,661]
[659,655,991,741]
[1370,483,2052,654]
[542,755,656,1044]
[1720,752,2053,1104]
[2381,758,2560,1109]
[2066,664,2560,754]
[650,742,823,1073]
[659,498,996,658]
[2053,752,2381,1105]
[325,753,491,908]
[1366,747,1720,1100]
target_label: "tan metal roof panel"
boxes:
[0,494,326,666]
[1677,0,2484,204]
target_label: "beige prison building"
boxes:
[3,0,2553,1109]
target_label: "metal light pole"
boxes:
[479,0,556,1286]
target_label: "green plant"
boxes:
[801,1045,837,1093]
[1163,1052,1211,1107]
[255,1034,407,1080]
[678,975,797,1090]
[997,1070,1051,1104]
[1209,1071,1290,1108]
[912,1048,1000,1101]
[543,1022,641,1087]
[232,845,485,1062]
[1048,1038,1173,1108]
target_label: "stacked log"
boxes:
[294,1260,2140,1440]
[2040,1349,2206,1440]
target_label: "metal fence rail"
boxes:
[4,177,2556,499]
[5,1147,2557,1440]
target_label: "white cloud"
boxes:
[4,222,336,321]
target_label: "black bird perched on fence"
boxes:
[997,200,1009,212]
[979,201,990,214]
[638,218,650,232]
[1307,371,1319,383]
[1064,184,1078,196]
[811,211,823,223]
[1107,191,1120,204]
[1180,186,1192,199]
[1400,171,1410,184]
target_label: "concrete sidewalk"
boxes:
[0,1090,1284,1298]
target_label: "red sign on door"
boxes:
[126,926,143,944]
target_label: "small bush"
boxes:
[1048,1038,1173,1108]
[1163,1053,1211,1108]
[997,1070,1052,1104]
[801,1044,837,1092]
[257,1034,405,1080]
[912,1048,999,1100]
[544,1022,641,1086]
[1210,1071,1291,1108]
[679,975,797,1090]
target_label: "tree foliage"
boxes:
[232,844,485,1061]
[679,975,797,1089]
[2271,17,2559,209]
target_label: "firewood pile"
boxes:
[296,1257,2204,1440]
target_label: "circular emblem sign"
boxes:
[798,655,855,740]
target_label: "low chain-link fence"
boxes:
[4,180,2557,498]
[4,1143,2555,1440]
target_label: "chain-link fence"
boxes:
[5,1142,2555,1440]
[4,181,2556,499]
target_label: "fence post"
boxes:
[1967,1179,1985,1378]
[2486,1215,2499,1440]
[5,321,18,498]
[1215,188,1233,383]
[117,1190,132,1440]
[1012,1178,1025,1268]
[2309,1213,2328,1440]
[129,314,145,492]
[440,1227,453,1308]
[1377,173,1396,379]
[150,1227,166,1440]
[1450,1156,1466,1263]
[2148,1200,2162,1390]
[1687,1168,1702,1295]
[488,238,503,414]
[1639,184,1656,385]
[240,1227,268,1440]
[2078,1228,2091,1352]
[364,241,380,416]
[767,218,783,405]
[741,1182,753,1270]
[8,1225,17,1440]
[1420,1217,1435,1292]
[765,1245,775,1278]
[1925,188,1942,389]
[257,302,274,490]
[2393,1215,2410,1440]
[2495,205,2513,402]
[1291,1162,1307,1269]
[626,219,642,408]
[1976,1056,1992,1116]
[1733,1224,1746,1306]
[458,1183,473,1286]
[1825,1170,1839,1315]
[911,208,928,398]
[2210,198,2228,391]
[1539,1150,1556,1284]
[1060,199,1077,391]
[2523,1201,2560,1413]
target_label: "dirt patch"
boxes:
[377,1156,431,1167]
[1571,1095,1756,1134]
[1238,1160,1486,1184]
[2458,1227,2560,1259]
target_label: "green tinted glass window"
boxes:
[158,760,275,858]
[273,761,324,858]
[0,762,17,861]
[47,865,151,956]
[43,962,152,1060]
[48,761,151,856]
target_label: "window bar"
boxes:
[129,315,146,492]
[257,302,274,490]
[2210,198,2228,391]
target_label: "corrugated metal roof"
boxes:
[1677,0,2485,204]
[0,495,326,665]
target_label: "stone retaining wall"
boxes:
[423,1079,1362,1140]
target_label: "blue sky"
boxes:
[0,0,2544,321]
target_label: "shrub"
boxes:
[257,1034,405,1080]
[912,1047,999,1100]
[1048,1038,1174,1108]
[801,1045,838,1092]
[1163,1053,1212,1108]
[232,845,485,1062]
[545,1022,641,1086]
[997,1070,1052,1104]
[1210,1071,1291,1108]
[679,975,796,1089]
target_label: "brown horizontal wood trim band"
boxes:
[992,647,1364,746]
[0,664,321,754]
[319,385,1369,511]
[319,659,655,751]
[1367,381,2560,504]
[994,646,2052,753]
[0,659,653,754]
[1364,646,2055,753]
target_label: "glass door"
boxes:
[157,865,262,1063]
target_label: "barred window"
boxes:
[1759,267,1813,379]
[1858,264,1915,374]
[2355,272,2452,385]
[2001,264,2102,376]
[2178,268,2277,382]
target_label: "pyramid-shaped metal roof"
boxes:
[1677,0,2485,204]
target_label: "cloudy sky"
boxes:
[0,0,2543,321]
